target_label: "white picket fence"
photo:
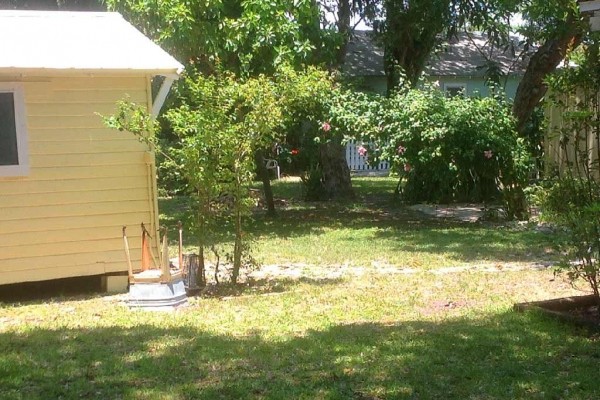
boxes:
[345,140,390,172]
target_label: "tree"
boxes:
[107,0,336,76]
[539,38,600,304]
[108,0,358,202]
[376,0,454,89]
[512,1,587,135]
[277,66,357,200]
[319,0,379,65]
[367,83,530,218]
[370,0,588,139]
[106,73,282,285]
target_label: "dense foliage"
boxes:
[540,179,600,301]
[105,73,282,284]
[106,0,338,76]
[276,69,380,199]
[538,38,600,303]
[351,84,530,216]
[106,67,379,281]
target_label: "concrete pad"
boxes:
[103,275,128,293]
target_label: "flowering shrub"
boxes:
[366,86,530,213]
[276,67,381,199]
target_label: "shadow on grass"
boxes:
[197,277,346,299]
[0,277,345,307]
[247,206,553,264]
[1,311,597,399]
[159,176,555,267]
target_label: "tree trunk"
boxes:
[513,17,584,134]
[231,209,242,285]
[335,0,352,66]
[319,140,354,200]
[197,245,207,288]
[196,197,209,288]
[254,149,276,216]
[382,0,447,92]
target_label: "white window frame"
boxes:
[0,82,29,177]
[443,82,467,97]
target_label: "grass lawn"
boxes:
[161,177,558,269]
[1,177,598,399]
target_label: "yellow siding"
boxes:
[0,75,159,285]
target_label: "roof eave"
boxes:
[0,67,183,78]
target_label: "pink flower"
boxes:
[404,163,412,172]
[397,145,406,155]
[357,146,368,157]
[322,122,331,132]
[484,150,493,159]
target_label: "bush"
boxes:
[367,86,530,213]
[540,36,600,303]
[539,179,600,301]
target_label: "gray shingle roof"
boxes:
[343,30,529,78]
[343,30,385,77]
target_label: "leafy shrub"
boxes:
[540,36,600,303]
[366,86,530,214]
[539,179,600,301]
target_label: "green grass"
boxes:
[0,270,597,399]
[1,177,595,399]
[160,177,557,268]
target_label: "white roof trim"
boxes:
[0,11,184,75]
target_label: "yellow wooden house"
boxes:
[0,11,183,291]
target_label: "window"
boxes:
[0,83,28,177]
[444,82,467,97]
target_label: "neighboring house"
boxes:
[428,32,528,99]
[343,30,529,172]
[0,11,183,291]
[343,30,529,98]
[342,31,388,95]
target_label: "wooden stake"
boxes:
[122,226,134,279]
[178,221,183,273]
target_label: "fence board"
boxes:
[345,140,390,172]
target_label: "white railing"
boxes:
[345,140,390,172]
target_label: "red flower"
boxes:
[291,148,299,155]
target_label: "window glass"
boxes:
[0,92,19,166]
[445,85,466,97]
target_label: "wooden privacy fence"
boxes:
[345,140,390,172]
[545,92,600,179]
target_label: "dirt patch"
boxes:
[246,261,552,281]
[419,299,474,316]
[408,204,485,222]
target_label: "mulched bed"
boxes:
[514,294,600,331]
